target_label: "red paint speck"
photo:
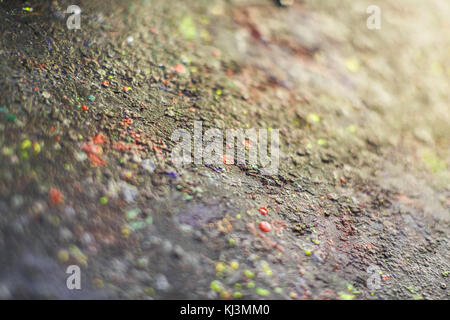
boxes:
[49,187,64,205]
[259,207,268,215]
[259,221,271,232]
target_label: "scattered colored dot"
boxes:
[21,139,31,150]
[258,207,268,215]
[317,138,327,146]
[222,154,233,165]
[244,269,255,279]
[230,261,239,270]
[49,187,64,205]
[93,133,106,144]
[210,280,223,293]
[216,262,226,273]
[121,225,130,238]
[99,196,108,205]
[306,113,320,124]
[259,221,271,233]
[57,249,69,262]
[345,57,360,72]
[92,278,104,289]
[174,64,186,74]
[256,288,270,297]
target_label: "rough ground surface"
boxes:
[0,0,449,299]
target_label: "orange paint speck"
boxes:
[222,155,233,165]
[88,153,105,166]
[173,64,186,74]
[49,187,64,205]
[93,133,106,145]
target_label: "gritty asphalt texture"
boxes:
[0,0,449,299]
